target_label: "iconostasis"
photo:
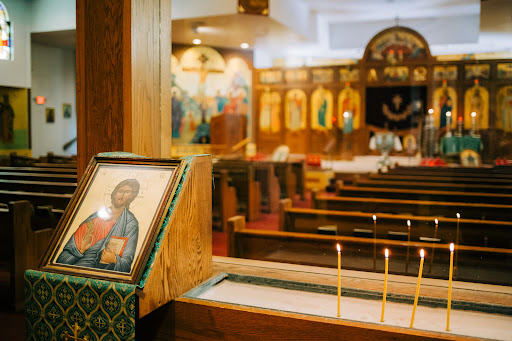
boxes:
[254,26,512,160]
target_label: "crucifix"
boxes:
[392,94,403,110]
[182,52,223,121]
[63,323,89,341]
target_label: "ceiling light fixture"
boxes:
[240,43,249,49]
[193,39,201,45]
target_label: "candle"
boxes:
[446,111,452,130]
[337,243,341,317]
[410,249,425,328]
[406,220,411,274]
[373,215,377,270]
[429,218,439,273]
[447,243,455,331]
[455,213,460,276]
[471,112,476,132]
[381,248,389,322]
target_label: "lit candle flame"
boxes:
[373,215,377,221]
[446,111,452,117]
[428,108,434,114]
[337,244,341,252]
[471,111,476,117]
[435,218,438,225]
[450,243,454,252]
[407,220,411,227]
[420,249,425,258]
[456,213,460,219]
[343,111,350,118]
[385,249,389,258]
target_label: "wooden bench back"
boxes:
[355,179,512,194]
[0,190,72,210]
[213,161,261,221]
[390,165,512,176]
[0,172,77,182]
[0,201,56,311]
[0,166,77,174]
[370,173,512,185]
[312,193,512,221]
[335,185,512,205]
[212,170,238,231]
[0,179,76,194]
[227,215,512,285]
[279,199,512,249]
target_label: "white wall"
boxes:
[31,0,75,32]
[171,0,236,19]
[30,43,76,157]
[0,0,32,88]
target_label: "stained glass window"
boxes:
[0,1,11,60]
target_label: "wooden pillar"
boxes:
[76,0,172,178]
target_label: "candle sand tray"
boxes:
[174,273,512,340]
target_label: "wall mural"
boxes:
[259,88,280,133]
[496,86,512,133]
[338,85,361,132]
[433,65,457,81]
[285,89,307,132]
[433,84,457,129]
[171,46,252,144]
[367,29,427,62]
[464,83,489,130]
[497,63,512,79]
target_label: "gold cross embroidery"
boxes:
[63,323,89,341]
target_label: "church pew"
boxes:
[43,152,77,164]
[271,161,298,201]
[0,166,77,174]
[0,201,57,311]
[0,179,76,194]
[312,193,512,221]
[212,170,238,232]
[391,165,512,176]
[9,153,39,167]
[0,190,72,210]
[354,178,512,194]
[290,159,306,200]
[213,161,261,221]
[0,172,77,182]
[279,199,512,249]
[253,162,280,213]
[32,162,77,169]
[335,185,512,205]
[384,169,512,180]
[370,173,512,185]
[226,216,512,285]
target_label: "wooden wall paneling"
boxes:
[76,0,172,178]
[174,298,468,341]
[159,0,173,158]
[138,155,212,318]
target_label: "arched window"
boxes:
[0,1,11,60]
